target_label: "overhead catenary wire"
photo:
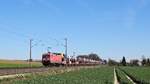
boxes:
[0,24,48,61]
[0,23,71,60]
[0,26,67,49]
[0,24,30,39]
[0,24,50,47]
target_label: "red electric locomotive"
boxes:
[42,52,65,66]
[42,52,101,67]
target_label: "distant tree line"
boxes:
[108,59,119,66]
[141,57,150,66]
[108,56,150,66]
[107,56,127,66]
[77,53,102,61]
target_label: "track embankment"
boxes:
[0,66,100,80]
[0,67,50,76]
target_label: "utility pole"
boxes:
[73,52,75,58]
[64,38,68,58]
[29,39,33,67]
[47,47,51,52]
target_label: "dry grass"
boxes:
[0,60,42,68]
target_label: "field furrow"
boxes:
[121,67,150,84]
[116,68,132,84]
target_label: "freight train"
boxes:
[42,52,100,67]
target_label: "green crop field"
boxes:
[121,67,150,83]
[116,68,132,84]
[0,60,42,68]
[1,66,150,84]
[115,66,150,84]
[7,66,114,84]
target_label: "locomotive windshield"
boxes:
[53,53,61,55]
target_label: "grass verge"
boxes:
[0,60,42,68]
[1,66,114,84]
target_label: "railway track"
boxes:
[0,65,101,81]
[0,65,99,76]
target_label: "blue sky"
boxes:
[0,0,150,61]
